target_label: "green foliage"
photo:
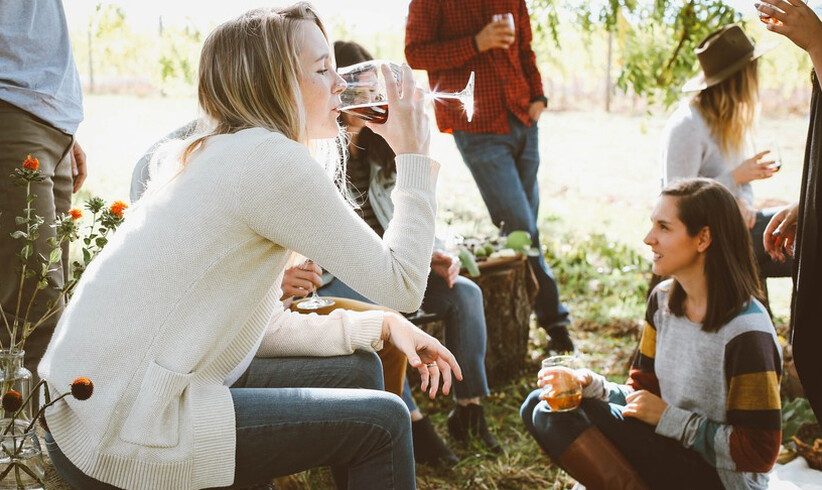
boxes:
[527,0,741,107]
[782,397,819,444]
[546,231,652,323]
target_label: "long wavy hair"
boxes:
[692,59,759,157]
[661,178,764,332]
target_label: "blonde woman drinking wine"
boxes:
[39,3,460,489]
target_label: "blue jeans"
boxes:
[320,272,490,412]
[453,115,570,330]
[520,390,723,490]
[46,351,415,489]
[752,208,793,278]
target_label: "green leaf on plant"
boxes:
[49,248,62,264]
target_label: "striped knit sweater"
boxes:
[587,280,782,490]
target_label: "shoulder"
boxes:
[665,102,705,134]
[645,279,673,327]
[722,299,778,339]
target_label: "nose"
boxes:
[332,72,347,95]
[643,228,655,246]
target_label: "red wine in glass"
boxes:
[340,102,389,124]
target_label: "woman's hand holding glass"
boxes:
[360,63,431,156]
[756,0,822,56]
[280,261,323,302]
[381,312,463,399]
[732,150,778,184]
[430,250,460,289]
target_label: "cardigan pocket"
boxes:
[119,360,192,448]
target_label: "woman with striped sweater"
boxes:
[521,178,781,490]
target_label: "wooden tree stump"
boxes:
[468,257,538,387]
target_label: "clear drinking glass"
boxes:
[539,355,582,412]
[294,260,335,311]
[338,60,475,123]
[492,12,515,32]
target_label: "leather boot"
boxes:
[558,427,650,490]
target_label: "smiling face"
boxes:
[644,195,708,280]
[297,21,346,139]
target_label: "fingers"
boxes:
[418,363,430,393]
[427,364,441,399]
[438,358,453,396]
[71,143,87,192]
[757,2,786,22]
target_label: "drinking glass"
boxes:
[492,12,515,32]
[539,355,582,412]
[338,60,475,123]
[295,260,335,311]
[755,139,783,172]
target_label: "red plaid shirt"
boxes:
[405,0,545,135]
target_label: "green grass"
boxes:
[73,95,806,488]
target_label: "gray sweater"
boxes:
[661,102,754,205]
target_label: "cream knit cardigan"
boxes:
[38,128,439,490]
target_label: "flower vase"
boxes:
[0,350,44,489]
[0,420,45,490]
[0,350,32,421]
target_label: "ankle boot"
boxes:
[447,404,502,453]
[558,427,650,490]
[412,416,459,466]
[547,326,575,354]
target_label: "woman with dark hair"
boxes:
[662,25,791,281]
[280,40,498,466]
[521,178,781,490]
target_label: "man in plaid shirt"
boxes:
[406,1,574,352]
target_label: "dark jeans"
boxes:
[520,390,723,490]
[453,114,570,331]
[46,352,416,489]
[320,272,490,412]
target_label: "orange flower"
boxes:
[22,154,39,171]
[69,208,83,220]
[109,201,128,218]
[1,390,23,413]
[70,377,94,400]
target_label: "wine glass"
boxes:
[295,260,335,311]
[338,60,475,123]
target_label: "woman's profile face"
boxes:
[643,196,704,278]
[297,21,346,139]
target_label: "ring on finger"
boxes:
[426,362,438,368]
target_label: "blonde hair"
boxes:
[692,59,759,156]
[145,3,350,201]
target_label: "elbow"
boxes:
[730,429,781,473]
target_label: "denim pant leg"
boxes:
[453,122,570,330]
[229,353,414,489]
[522,390,723,490]
[421,274,490,401]
[318,277,375,304]
[752,207,794,278]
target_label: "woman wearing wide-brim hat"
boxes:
[661,24,792,283]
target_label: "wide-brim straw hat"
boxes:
[682,24,778,92]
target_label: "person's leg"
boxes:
[421,274,489,402]
[752,208,794,278]
[578,398,724,490]
[0,101,73,381]
[422,274,498,451]
[318,277,374,304]
[232,351,413,488]
[453,126,572,351]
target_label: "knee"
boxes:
[520,389,543,431]
[349,351,385,391]
[366,392,411,442]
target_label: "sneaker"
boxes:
[447,404,501,453]
[546,325,575,354]
[411,416,460,467]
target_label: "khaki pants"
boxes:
[0,99,73,380]
[290,296,408,397]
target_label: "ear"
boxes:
[696,226,712,253]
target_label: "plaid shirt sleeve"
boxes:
[516,0,545,101]
[405,0,479,71]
